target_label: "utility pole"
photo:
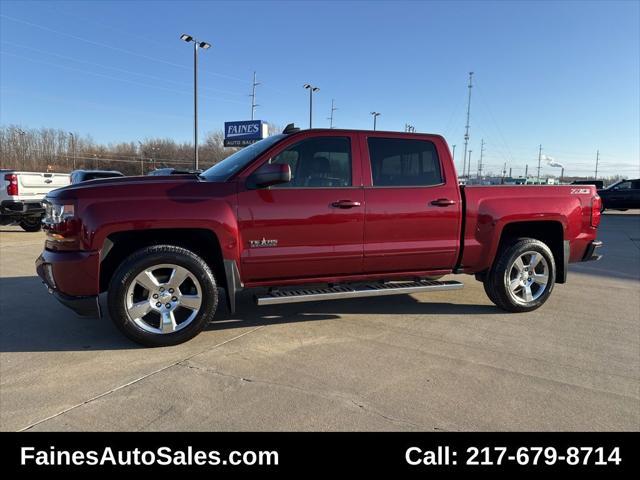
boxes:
[560,167,564,183]
[502,162,507,183]
[509,167,512,178]
[138,141,144,175]
[328,99,337,128]
[69,132,76,170]
[536,144,543,184]
[250,71,260,120]
[16,128,26,170]
[467,150,473,179]
[462,71,474,179]
[477,139,484,179]
[451,144,456,165]
[594,149,600,179]
[525,164,528,179]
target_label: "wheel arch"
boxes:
[99,228,231,302]
[496,220,566,283]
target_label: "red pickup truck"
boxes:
[37,125,603,346]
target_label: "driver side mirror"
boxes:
[246,163,291,189]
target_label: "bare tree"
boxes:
[0,125,240,175]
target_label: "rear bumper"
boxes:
[0,200,44,216]
[582,240,603,262]
[36,250,102,318]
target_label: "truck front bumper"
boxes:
[582,240,603,262]
[35,250,102,318]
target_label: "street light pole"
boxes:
[371,112,381,130]
[303,84,320,128]
[181,34,211,170]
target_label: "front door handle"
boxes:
[430,198,456,207]
[331,200,361,209]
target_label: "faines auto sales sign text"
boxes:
[224,120,268,147]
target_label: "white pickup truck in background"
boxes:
[0,171,70,231]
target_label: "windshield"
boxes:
[201,134,287,181]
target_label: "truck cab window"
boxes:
[368,137,442,187]
[268,136,352,188]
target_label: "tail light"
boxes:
[591,195,602,228]
[5,174,18,196]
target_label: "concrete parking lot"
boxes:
[1,213,638,431]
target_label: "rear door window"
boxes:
[367,137,442,187]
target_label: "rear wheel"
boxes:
[19,216,42,232]
[484,238,555,313]
[107,245,218,347]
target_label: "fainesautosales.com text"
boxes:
[21,446,279,467]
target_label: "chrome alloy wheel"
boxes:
[506,251,549,304]
[125,263,202,334]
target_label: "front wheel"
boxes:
[107,245,218,347]
[19,216,42,232]
[484,238,555,313]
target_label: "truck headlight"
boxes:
[43,200,80,251]
[44,201,75,225]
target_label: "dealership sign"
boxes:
[224,120,268,147]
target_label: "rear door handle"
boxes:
[430,198,456,207]
[331,200,361,209]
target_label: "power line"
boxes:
[0,51,246,105]
[0,14,248,84]
[1,41,246,97]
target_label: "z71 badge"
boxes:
[250,238,278,248]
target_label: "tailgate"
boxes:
[18,173,70,199]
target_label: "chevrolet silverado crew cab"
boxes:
[36,126,603,347]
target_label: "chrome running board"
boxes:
[255,279,463,306]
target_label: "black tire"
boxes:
[19,216,42,232]
[483,238,556,313]
[107,244,218,347]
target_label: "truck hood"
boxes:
[46,174,231,202]
[59,174,198,190]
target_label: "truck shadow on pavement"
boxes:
[1,276,500,352]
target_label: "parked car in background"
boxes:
[597,179,640,211]
[147,168,202,176]
[70,169,124,184]
[37,125,603,346]
[1,170,70,231]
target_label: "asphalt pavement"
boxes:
[1,212,638,431]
